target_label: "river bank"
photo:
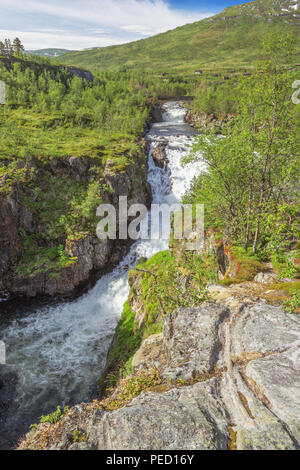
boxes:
[18,274,300,450]
[0,142,151,301]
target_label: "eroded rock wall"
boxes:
[0,149,150,299]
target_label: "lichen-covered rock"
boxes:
[254,272,278,284]
[87,299,300,450]
[88,378,229,450]
[229,367,297,450]
[245,349,300,444]
[0,194,23,294]
[162,304,229,381]
[219,301,300,450]
[230,302,300,357]
[68,442,93,450]
[132,334,163,370]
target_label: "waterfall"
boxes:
[0,101,205,448]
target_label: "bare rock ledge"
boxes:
[87,300,300,450]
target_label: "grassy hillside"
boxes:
[57,0,300,72]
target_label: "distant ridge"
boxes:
[57,0,300,71]
[27,48,75,58]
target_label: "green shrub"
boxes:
[283,291,300,314]
[39,405,69,424]
[29,405,69,429]
[271,252,300,280]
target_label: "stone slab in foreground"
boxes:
[86,300,300,450]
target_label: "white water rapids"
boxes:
[0,102,205,448]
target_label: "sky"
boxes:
[0,0,247,50]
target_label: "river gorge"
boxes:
[0,101,204,449]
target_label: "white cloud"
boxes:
[121,25,155,36]
[0,29,129,50]
[0,0,214,50]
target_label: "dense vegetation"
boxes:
[184,34,299,257]
[57,0,300,72]
[0,60,152,195]
[0,55,201,277]
[0,59,198,180]
[0,59,149,276]
[0,37,24,57]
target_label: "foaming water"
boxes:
[0,101,204,449]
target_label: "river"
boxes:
[0,101,204,449]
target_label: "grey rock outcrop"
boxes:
[219,300,300,450]
[132,333,163,370]
[151,144,168,168]
[65,67,94,83]
[86,299,300,450]
[0,147,150,299]
[88,378,229,450]
[162,304,228,381]
[254,272,278,284]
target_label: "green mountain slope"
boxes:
[57,0,300,71]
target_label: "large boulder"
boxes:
[88,378,229,450]
[86,299,300,450]
[151,144,168,168]
[254,272,278,284]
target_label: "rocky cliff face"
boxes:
[0,192,23,294]
[0,57,94,83]
[19,287,300,450]
[64,66,94,82]
[185,109,234,133]
[0,364,19,448]
[151,143,168,168]
[0,149,150,299]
